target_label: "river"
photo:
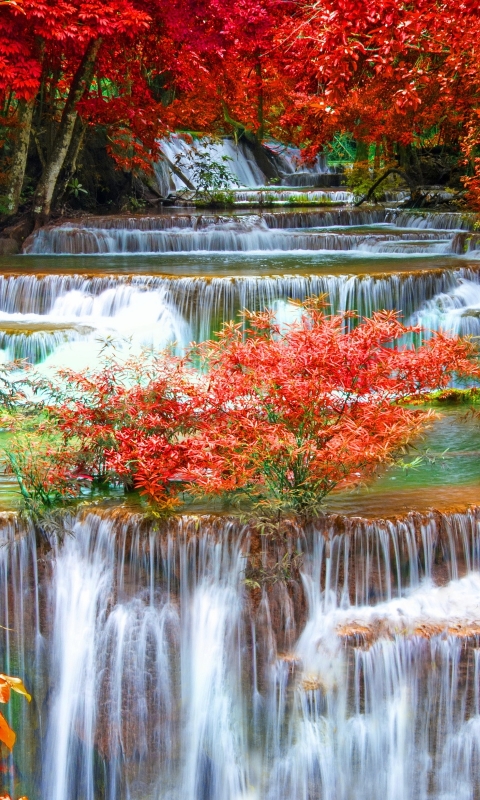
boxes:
[0,200,480,799]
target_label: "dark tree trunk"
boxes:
[355,168,417,206]
[33,38,102,226]
[222,104,280,181]
[54,115,87,205]
[3,99,35,217]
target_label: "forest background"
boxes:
[1,0,480,233]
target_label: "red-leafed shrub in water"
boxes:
[6,300,479,519]
[186,299,479,516]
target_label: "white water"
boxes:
[413,279,480,336]
[0,283,190,366]
[3,510,480,799]
[158,135,266,190]
[23,211,462,256]
[0,268,478,364]
[387,210,474,231]
[264,139,330,184]
[1,133,480,800]
[11,206,473,365]
[156,135,333,192]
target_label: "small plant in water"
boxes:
[175,144,239,203]
[196,189,235,207]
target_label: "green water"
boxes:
[0,251,468,277]
[325,408,480,516]
[0,407,479,515]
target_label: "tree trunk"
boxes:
[161,154,196,191]
[33,37,102,226]
[355,167,417,206]
[3,99,34,217]
[54,115,86,205]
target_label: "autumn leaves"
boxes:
[5,301,479,520]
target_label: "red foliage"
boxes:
[2,0,480,194]
[45,354,202,510]
[23,302,479,518]
[186,301,479,514]
[271,0,480,191]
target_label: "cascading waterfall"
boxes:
[9,206,477,365]
[1,136,480,800]
[263,139,331,186]
[22,210,465,256]
[0,324,92,363]
[155,135,334,192]
[413,279,480,336]
[385,210,476,230]
[3,508,480,799]
[0,277,191,364]
[0,268,479,362]
[158,135,267,190]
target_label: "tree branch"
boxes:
[354,167,416,206]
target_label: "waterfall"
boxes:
[23,210,460,255]
[0,268,478,363]
[10,207,480,366]
[156,135,334,192]
[264,139,331,186]
[24,226,452,255]
[261,208,387,227]
[386,210,475,231]
[158,135,267,189]
[0,325,91,364]
[412,278,480,336]
[3,508,480,799]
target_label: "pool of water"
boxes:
[0,251,469,276]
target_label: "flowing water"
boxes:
[3,510,480,800]
[1,200,480,798]
[155,135,333,193]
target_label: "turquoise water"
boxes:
[0,250,468,276]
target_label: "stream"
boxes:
[1,199,480,799]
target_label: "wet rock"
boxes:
[2,216,34,245]
[0,237,20,255]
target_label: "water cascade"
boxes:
[157,135,266,191]
[3,508,480,799]
[2,196,480,798]
[23,210,466,256]
[155,135,335,192]
[10,207,477,363]
[0,268,479,362]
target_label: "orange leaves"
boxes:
[0,675,31,704]
[17,301,478,519]
[0,674,31,752]
[0,792,28,800]
[0,714,15,752]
